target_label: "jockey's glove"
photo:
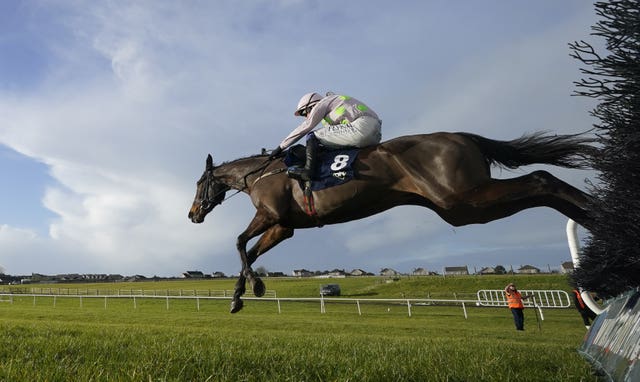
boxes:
[269,146,283,160]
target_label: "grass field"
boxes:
[0,275,598,381]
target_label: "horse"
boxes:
[188,131,595,313]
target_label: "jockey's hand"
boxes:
[269,146,283,160]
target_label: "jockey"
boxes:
[269,92,382,181]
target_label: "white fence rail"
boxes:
[0,291,572,319]
[2,288,276,298]
[476,289,570,308]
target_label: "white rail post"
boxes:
[356,300,362,316]
[567,219,605,315]
[462,302,468,319]
[407,300,412,317]
[537,304,544,321]
[277,299,281,314]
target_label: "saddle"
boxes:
[284,144,359,191]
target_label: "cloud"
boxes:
[1,2,258,275]
[406,9,597,140]
[340,207,444,253]
[0,224,38,244]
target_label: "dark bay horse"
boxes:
[188,132,594,313]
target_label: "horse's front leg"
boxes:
[230,231,256,314]
[230,274,247,313]
[230,268,264,313]
[231,224,294,313]
[230,211,274,313]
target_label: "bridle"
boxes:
[198,168,231,212]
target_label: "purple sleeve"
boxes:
[278,100,331,149]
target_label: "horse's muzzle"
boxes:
[188,206,205,224]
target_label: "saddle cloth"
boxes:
[284,144,359,191]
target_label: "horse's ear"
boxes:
[206,154,213,170]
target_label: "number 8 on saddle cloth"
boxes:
[284,144,359,191]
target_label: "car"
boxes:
[320,284,341,296]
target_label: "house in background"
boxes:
[380,268,400,277]
[517,265,541,274]
[324,269,347,277]
[411,267,430,276]
[560,261,574,274]
[444,266,469,276]
[478,267,496,275]
[292,269,313,277]
[182,270,206,278]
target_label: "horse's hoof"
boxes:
[230,298,244,313]
[252,277,266,297]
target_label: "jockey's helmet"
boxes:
[294,92,323,116]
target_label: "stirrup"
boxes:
[287,167,311,181]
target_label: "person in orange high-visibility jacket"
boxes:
[572,289,597,329]
[505,283,533,330]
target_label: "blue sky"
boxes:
[0,1,599,277]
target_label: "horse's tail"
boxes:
[458,131,596,170]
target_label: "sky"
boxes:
[0,1,601,277]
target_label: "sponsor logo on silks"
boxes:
[333,171,347,180]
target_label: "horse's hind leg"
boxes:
[245,225,294,297]
[441,170,592,228]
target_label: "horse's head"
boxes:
[188,154,231,223]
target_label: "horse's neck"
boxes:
[215,157,267,191]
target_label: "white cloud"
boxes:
[407,9,596,140]
[341,207,444,253]
[0,224,38,243]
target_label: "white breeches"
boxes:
[313,116,382,148]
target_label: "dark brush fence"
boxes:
[569,1,640,380]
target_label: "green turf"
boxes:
[0,275,598,381]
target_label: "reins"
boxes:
[219,188,243,203]
[206,157,284,205]
[241,158,273,188]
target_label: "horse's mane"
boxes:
[217,153,269,167]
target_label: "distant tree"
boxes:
[494,265,507,275]
[569,0,640,297]
[255,266,268,277]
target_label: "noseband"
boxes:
[199,169,231,212]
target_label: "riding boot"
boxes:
[287,135,318,182]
